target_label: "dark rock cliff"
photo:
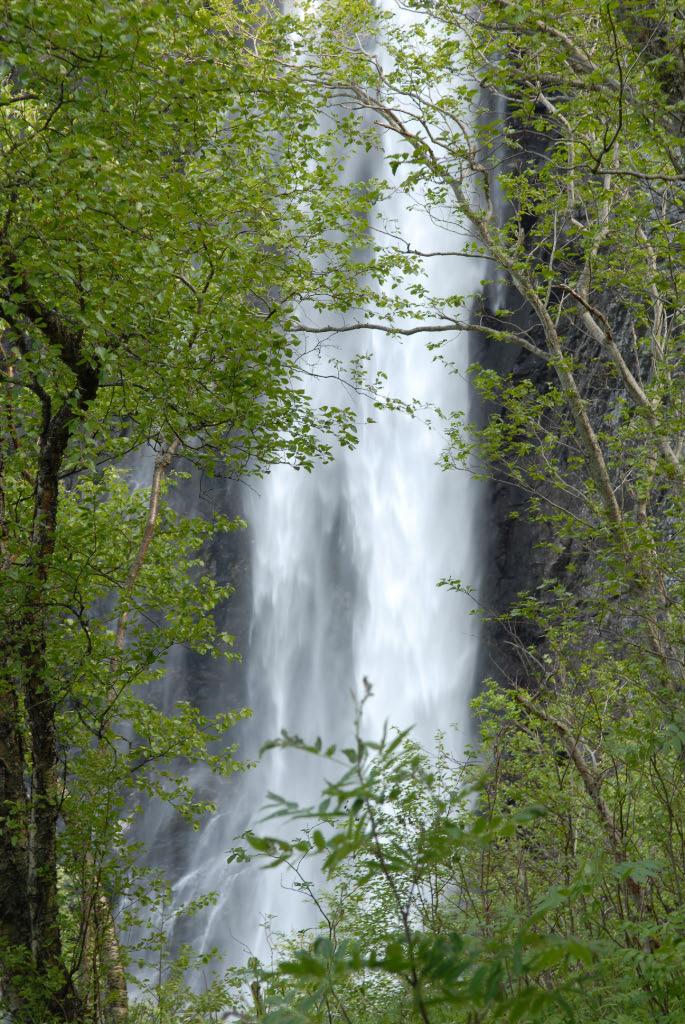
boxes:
[473,275,668,688]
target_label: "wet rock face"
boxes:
[132,466,254,890]
[472,282,641,688]
[469,295,552,687]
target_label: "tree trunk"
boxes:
[0,296,98,1018]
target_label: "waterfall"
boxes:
[164,195,483,966]
[131,4,484,972]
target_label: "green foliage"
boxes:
[0,0,390,479]
[227,709,587,1024]
[0,0,404,1016]
[1,0,683,1019]
[207,1,685,1022]
[222,669,685,1023]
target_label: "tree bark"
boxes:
[0,284,99,1017]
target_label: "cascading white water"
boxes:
[172,146,483,969]
[133,2,485,970]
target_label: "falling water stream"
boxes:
[133,5,484,972]
[173,239,481,963]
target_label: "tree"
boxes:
[293,0,685,858]
[289,0,684,698]
[209,1,685,1020]
[224,679,685,1022]
[0,0,391,1017]
[3,0,684,1019]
